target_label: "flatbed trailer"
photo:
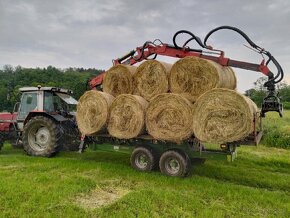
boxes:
[85,130,261,177]
[81,112,262,177]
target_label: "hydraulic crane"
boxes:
[88,26,284,117]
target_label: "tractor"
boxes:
[0,86,79,157]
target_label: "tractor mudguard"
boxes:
[24,111,68,125]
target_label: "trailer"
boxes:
[79,112,262,177]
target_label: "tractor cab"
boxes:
[16,86,78,131]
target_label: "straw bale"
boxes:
[108,94,148,139]
[76,90,114,135]
[103,65,136,97]
[169,56,236,102]
[192,88,258,143]
[146,93,193,142]
[133,60,171,101]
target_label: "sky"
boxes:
[0,0,289,92]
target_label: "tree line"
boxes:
[0,65,103,112]
[0,65,289,112]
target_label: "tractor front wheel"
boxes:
[23,116,62,157]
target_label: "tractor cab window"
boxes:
[44,92,54,112]
[44,91,76,113]
[18,92,38,120]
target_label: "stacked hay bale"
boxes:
[192,88,259,144]
[133,60,171,101]
[76,90,114,135]
[76,56,258,144]
[108,94,148,139]
[169,56,237,102]
[146,93,193,142]
[102,65,136,97]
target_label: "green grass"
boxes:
[262,110,290,149]
[0,144,290,217]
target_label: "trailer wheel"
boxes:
[159,150,190,177]
[131,147,157,172]
[23,116,62,157]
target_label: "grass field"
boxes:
[262,110,290,148]
[0,111,289,217]
[0,144,289,217]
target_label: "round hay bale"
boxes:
[169,56,237,102]
[192,88,258,144]
[133,60,171,101]
[108,94,148,139]
[76,90,114,135]
[146,93,193,142]
[103,64,137,97]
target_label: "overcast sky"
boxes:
[0,0,289,92]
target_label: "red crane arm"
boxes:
[113,44,271,76]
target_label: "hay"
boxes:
[192,88,258,144]
[76,90,114,135]
[133,60,171,101]
[103,65,136,97]
[108,94,148,139]
[169,56,237,102]
[146,93,193,142]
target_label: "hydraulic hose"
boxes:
[203,26,284,85]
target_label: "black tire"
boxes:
[59,120,80,151]
[130,147,157,172]
[159,150,191,177]
[23,116,62,157]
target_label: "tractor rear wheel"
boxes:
[23,116,62,157]
[60,120,80,151]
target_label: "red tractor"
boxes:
[0,86,79,156]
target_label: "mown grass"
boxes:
[0,143,289,217]
[262,110,290,149]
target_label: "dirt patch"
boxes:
[75,180,131,209]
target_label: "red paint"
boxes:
[0,112,17,132]
[88,72,105,89]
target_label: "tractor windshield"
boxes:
[55,93,78,105]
